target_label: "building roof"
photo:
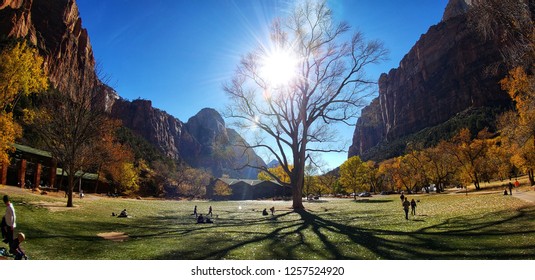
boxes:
[217,178,282,187]
[56,168,99,181]
[12,143,52,158]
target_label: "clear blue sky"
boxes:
[76,0,449,170]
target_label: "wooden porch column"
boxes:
[18,159,26,188]
[34,163,42,188]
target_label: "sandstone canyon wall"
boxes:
[348,0,523,161]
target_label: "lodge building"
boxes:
[0,144,103,193]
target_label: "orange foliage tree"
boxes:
[500,67,535,184]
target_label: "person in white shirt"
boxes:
[2,195,16,247]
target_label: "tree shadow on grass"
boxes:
[352,199,391,204]
[150,205,535,260]
[26,204,535,260]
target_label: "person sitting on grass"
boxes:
[118,209,128,218]
[10,232,27,260]
[262,208,269,216]
[197,214,205,224]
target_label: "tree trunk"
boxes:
[291,122,307,210]
[474,172,481,190]
[529,169,535,186]
[291,148,305,210]
[94,164,101,193]
[67,172,74,207]
[292,185,304,209]
[59,168,66,197]
[66,162,75,207]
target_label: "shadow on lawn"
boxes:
[34,204,535,260]
[150,205,535,260]
[352,199,391,204]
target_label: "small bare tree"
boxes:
[224,0,387,210]
[36,69,116,207]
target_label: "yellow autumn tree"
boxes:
[0,41,48,163]
[116,162,140,195]
[0,113,21,164]
[339,156,367,199]
[258,165,292,184]
[500,66,535,184]
[213,180,232,196]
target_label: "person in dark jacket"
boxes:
[410,199,417,216]
[10,232,26,260]
[402,198,411,220]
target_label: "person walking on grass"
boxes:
[402,197,410,220]
[400,192,405,203]
[410,198,417,216]
[208,206,212,217]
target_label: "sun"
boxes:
[260,47,298,87]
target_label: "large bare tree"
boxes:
[224,0,387,210]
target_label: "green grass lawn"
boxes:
[2,186,535,260]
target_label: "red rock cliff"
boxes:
[348,1,524,160]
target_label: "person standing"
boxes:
[514,179,520,191]
[410,199,417,215]
[207,206,212,217]
[400,192,405,203]
[2,195,16,247]
[508,182,514,196]
[193,205,198,217]
[402,197,410,220]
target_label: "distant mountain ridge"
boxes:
[0,0,264,179]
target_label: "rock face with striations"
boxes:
[110,98,198,161]
[348,0,517,160]
[110,101,265,178]
[1,0,264,179]
[184,108,265,179]
[0,0,99,99]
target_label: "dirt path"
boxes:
[0,184,102,201]
[511,187,535,203]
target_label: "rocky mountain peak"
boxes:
[442,0,476,21]
[186,108,228,146]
